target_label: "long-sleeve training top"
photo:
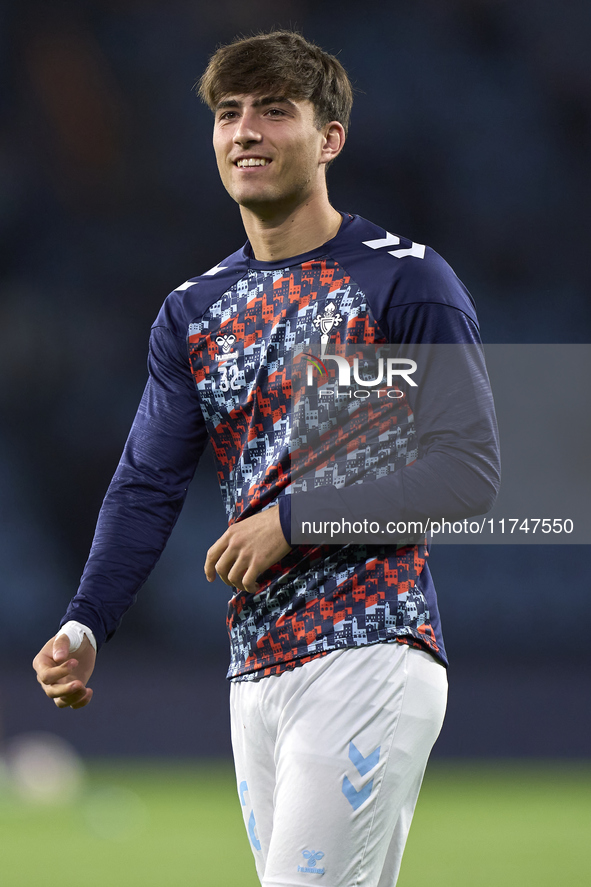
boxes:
[61,213,500,678]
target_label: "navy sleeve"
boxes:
[60,324,208,648]
[284,300,500,542]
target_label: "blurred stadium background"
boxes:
[1,0,590,884]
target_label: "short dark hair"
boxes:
[197,30,353,134]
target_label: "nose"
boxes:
[233,109,262,148]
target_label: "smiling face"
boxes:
[212,94,335,216]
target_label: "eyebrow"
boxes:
[215,96,298,112]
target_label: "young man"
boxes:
[34,31,499,886]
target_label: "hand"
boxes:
[32,633,96,709]
[204,506,291,594]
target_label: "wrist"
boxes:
[60,621,97,653]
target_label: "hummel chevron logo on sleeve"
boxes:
[203,262,228,276]
[390,241,425,259]
[362,232,425,259]
[362,232,401,249]
[174,280,198,292]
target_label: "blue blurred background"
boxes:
[1,0,590,758]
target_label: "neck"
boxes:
[239,191,342,262]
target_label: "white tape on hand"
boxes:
[59,621,98,654]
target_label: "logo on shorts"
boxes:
[297,849,325,874]
[342,741,381,810]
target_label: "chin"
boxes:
[236,190,281,211]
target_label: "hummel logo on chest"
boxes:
[216,334,239,361]
[216,334,236,353]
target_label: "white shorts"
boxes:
[230,642,448,887]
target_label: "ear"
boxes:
[319,121,346,167]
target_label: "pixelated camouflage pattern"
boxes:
[187,259,441,678]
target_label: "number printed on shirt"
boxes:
[219,364,242,391]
